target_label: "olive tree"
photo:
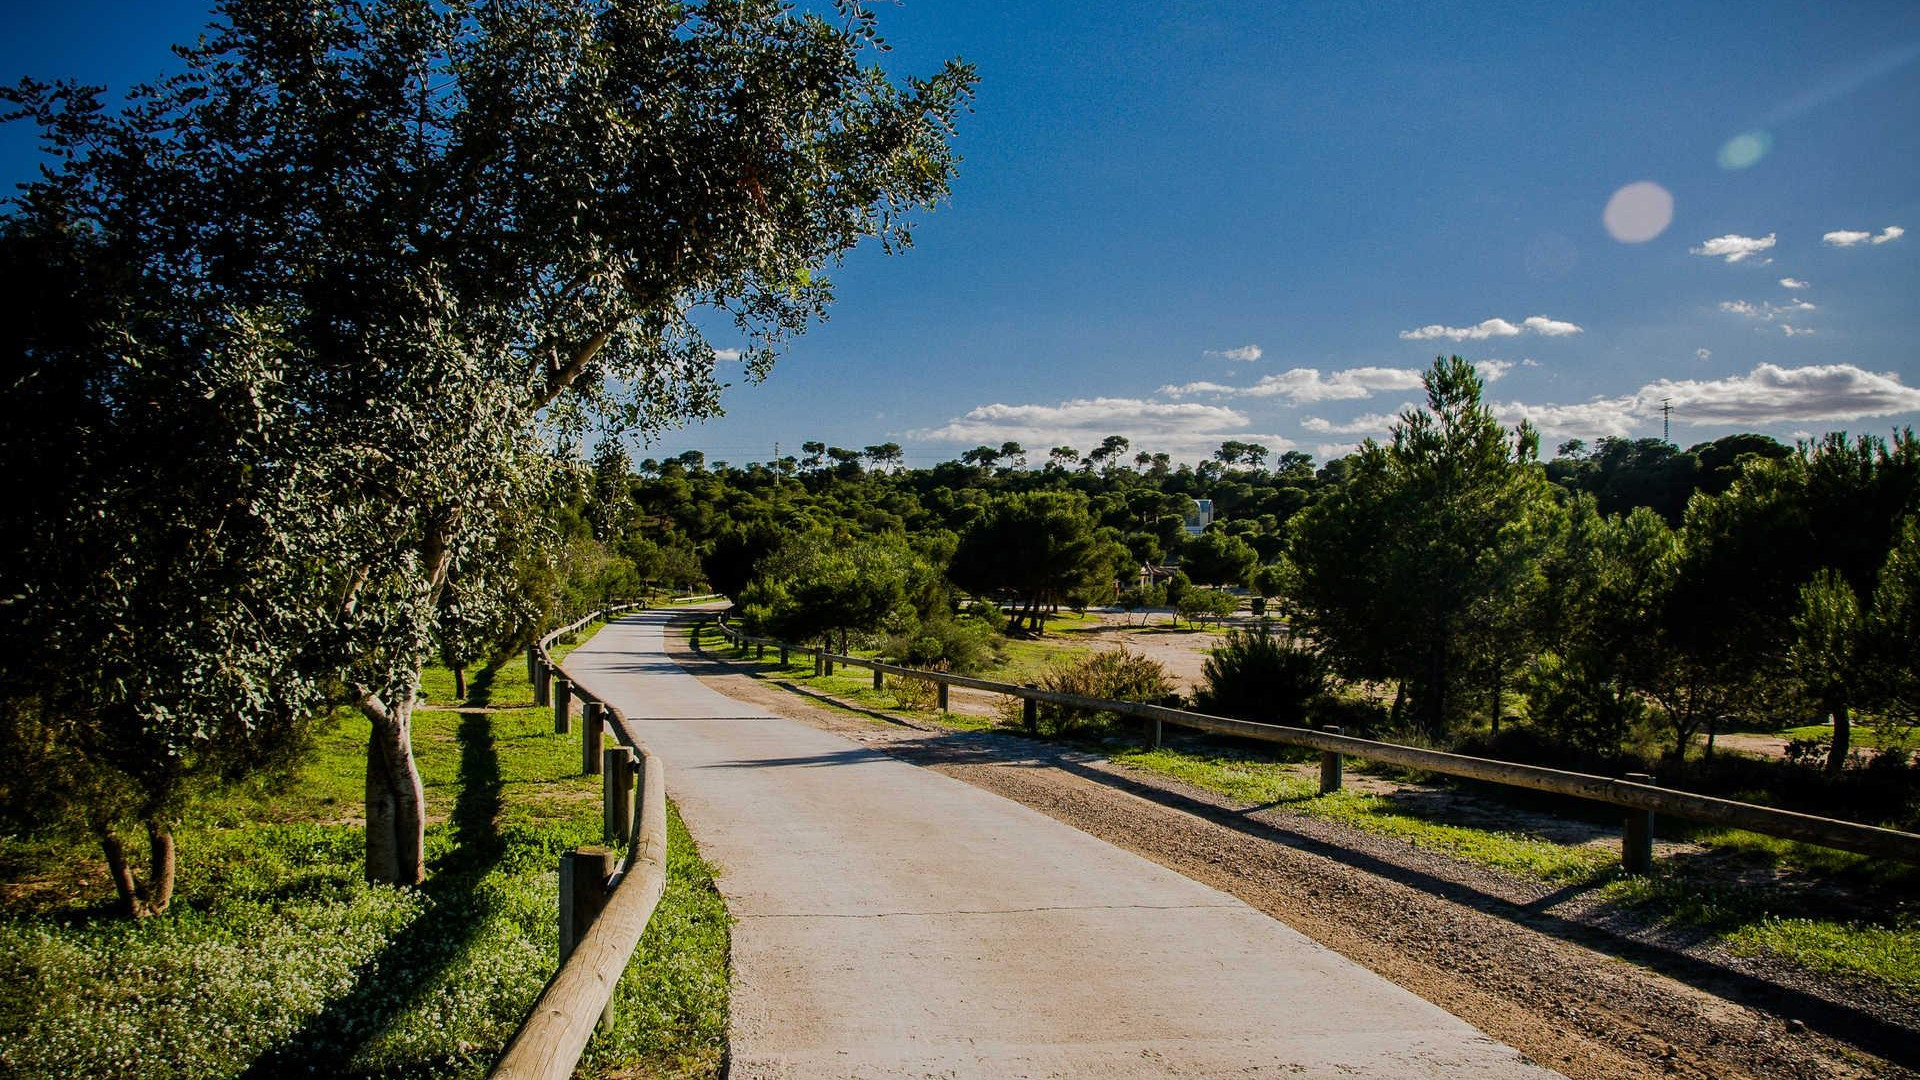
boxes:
[7,0,973,884]
[0,222,334,915]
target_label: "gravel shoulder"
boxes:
[668,623,1919,1080]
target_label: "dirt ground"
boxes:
[1048,610,1224,692]
[669,624,1919,1080]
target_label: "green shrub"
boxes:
[1522,651,1646,755]
[888,677,938,711]
[1176,587,1238,626]
[1193,628,1329,727]
[1024,650,1176,737]
[888,610,1002,674]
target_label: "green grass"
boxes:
[1598,868,1920,995]
[1727,917,1920,990]
[1771,722,1917,751]
[703,620,1920,1001]
[1108,747,1614,883]
[1103,742,1919,997]
[0,641,729,1080]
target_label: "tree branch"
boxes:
[529,326,615,412]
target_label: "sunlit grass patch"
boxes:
[0,634,729,1079]
[1726,916,1920,992]
[1111,747,1316,805]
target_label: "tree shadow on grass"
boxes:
[463,658,502,709]
[242,711,505,1078]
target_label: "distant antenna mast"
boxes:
[1660,399,1673,443]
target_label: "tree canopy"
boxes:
[4,0,974,886]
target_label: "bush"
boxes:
[1193,628,1329,727]
[887,610,1002,674]
[1021,650,1176,737]
[1176,587,1239,626]
[1521,651,1648,755]
[888,677,938,712]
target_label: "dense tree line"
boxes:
[556,359,1919,793]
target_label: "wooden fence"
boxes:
[490,603,665,1080]
[702,617,1920,870]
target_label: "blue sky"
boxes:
[7,1,1918,466]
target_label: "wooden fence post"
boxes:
[757,641,765,660]
[1623,772,1656,874]
[582,701,604,776]
[780,644,789,667]
[1152,716,1164,749]
[873,667,884,692]
[527,643,538,685]
[813,649,824,677]
[604,749,634,845]
[823,642,834,676]
[937,682,950,713]
[1319,725,1344,794]
[558,846,616,963]
[554,678,572,734]
[1022,686,1039,733]
[534,657,550,706]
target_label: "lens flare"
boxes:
[1602,181,1674,243]
[1718,130,1773,170]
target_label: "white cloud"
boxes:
[1488,364,1920,437]
[1643,363,1918,422]
[1205,345,1263,362]
[1696,348,1713,361]
[1521,357,1541,368]
[1521,315,1583,336]
[1476,360,1516,381]
[1824,225,1904,247]
[1316,442,1363,461]
[1400,317,1520,341]
[1493,397,1641,438]
[713,348,743,361]
[1781,325,1815,336]
[1399,315,1583,341]
[1720,298,1818,321]
[1779,277,1809,290]
[911,397,1295,457]
[1161,365,1425,404]
[1302,410,1405,436]
[1690,233,1777,263]
[1156,380,1237,397]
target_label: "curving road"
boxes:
[563,611,1561,1079]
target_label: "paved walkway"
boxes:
[564,612,1560,1079]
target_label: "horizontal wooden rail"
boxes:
[490,726,667,1080]
[491,604,665,1080]
[707,617,1920,866]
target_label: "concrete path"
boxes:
[564,612,1561,1079]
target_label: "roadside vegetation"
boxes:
[0,653,730,1080]
[689,618,1920,1002]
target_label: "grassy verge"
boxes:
[1106,746,1616,883]
[0,641,728,1080]
[695,627,1919,1001]
[1103,743,1919,996]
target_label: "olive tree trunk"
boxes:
[96,819,177,917]
[360,686,427,885]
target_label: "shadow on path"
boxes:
[242,711,505,1078]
